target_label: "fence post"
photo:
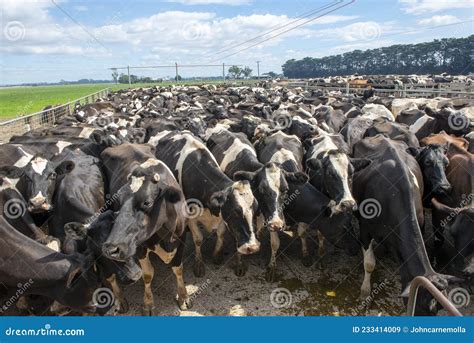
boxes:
[175,62,179,83]
[346,82,349,95]
[403,84,407,98]
[222,63,225,83]
[127,65,131,88]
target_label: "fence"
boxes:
[287,81,474,99]
[0,88,111,143]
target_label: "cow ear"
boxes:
[90,132,104,145]
[284,171,308,185]
[350,158,372,172]
[0,166,23,178]
[66,267,83,288]
[64,222,88,240]
[406,147,421,157]
[163,187,181,204]
[55,161,75,175]
[209,190,227,216]
[233,171,255,182]
[306,158,322,171]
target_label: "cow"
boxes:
[0,216,101,313]
[149,131,260,277]
[304,133,371,214]
[364,118,419,148]
[352,135,455,315]
[100,143,189,314]
[255,131,360,279]
[205,125,307,233]
[396,108,436,140]
[0,144,74,214]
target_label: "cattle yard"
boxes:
[0,75,473,317]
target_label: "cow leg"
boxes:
[256,214,265,239]
[316,230,325,257]
[266,231,280,282]
[138,251,155,316]
[297,223,312,267]
[360,239,376,298]
[171,231,191,311]
[212,221,226,265]
[106,273,128,314]
[188,221,205,277]
[235,252,247,277]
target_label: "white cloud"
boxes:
[418,15,460,26]
[167,0,251,5]
[74,5,88,12]
[399,0,474,14]
[312,21,396,42]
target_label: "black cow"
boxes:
[101,144,189,314]
[353,135,455,315]
[149,131,260,277]
[0,216,100,313]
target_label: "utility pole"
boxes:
[127,65,131,88]
[175,62,179,83]
[222,63,225,83]
[256,61,260,80]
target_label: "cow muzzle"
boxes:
[237,240,261,255]
[28,197,52,212]
[102,243,129,261]
[267,217,285,232]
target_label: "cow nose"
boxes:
[267,218,285,232]
[341,199,357,211]
[439,183,452,194]
[237,240,261,255]
[29,194,46,207]
[103,243,126,260]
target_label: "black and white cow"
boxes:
[101,143,189,314]
[304,133,371,215]
[149,130,260,277]
[255,131,360,280]
[205,125,307,233]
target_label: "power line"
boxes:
[207,0,356,62]
[202,0,342,59]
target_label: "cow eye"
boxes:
[49,172,57,179]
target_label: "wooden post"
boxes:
[127,65,131,88]
[175,62,179,83]
[222,63,225,83]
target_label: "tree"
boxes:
[111,69,119,84]
[267,71,278,78]
[175,75,182,81]
[282,35,473,77]
[228,65,242,79]
[242,66,252,78]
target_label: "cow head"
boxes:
[19,155,74,213]
[407,145,451,198]
[319,209,360,256]
[64,211,143,283]
[285,116,318,139]
[234,162,307,232]
[209,180,260,255]
[103,161,184,262]
[306,148,371,215]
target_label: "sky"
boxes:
[0,0,473,85]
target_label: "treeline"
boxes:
[282,36,473,78]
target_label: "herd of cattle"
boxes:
[0,82,472,316]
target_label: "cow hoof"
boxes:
[234,263,247,277]
[177,296,192,311]
[212,254,224,265]
[265,267,276,282]
[118,298,129,314]
[301,255,312,267]
[360,288,371,300]
[142,307,155,316]
[193,261,205,277]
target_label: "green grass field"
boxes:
[0,79,258,121]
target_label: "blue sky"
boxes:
[1,0,473,84]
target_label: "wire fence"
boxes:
[287,81,474,99]
[0,88,110,143]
